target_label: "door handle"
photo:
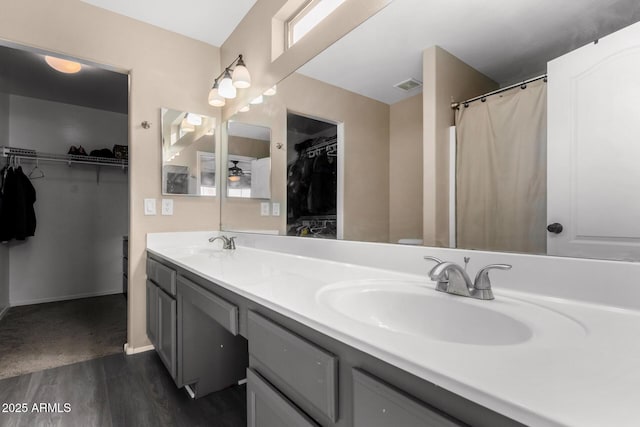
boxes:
[547,223,563,234]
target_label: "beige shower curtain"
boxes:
[456,79,547,254]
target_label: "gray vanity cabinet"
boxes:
[176,275,248,397]
[145,280,158,347]
[352,369,463,427]
[157,287,177,379]
[247,368,319,427]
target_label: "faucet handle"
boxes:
[424,256,448,292]
[228,236,237,249]
[474,264,512,290]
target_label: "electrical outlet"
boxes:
[272,202,280,216]
[161,199,174,216]
[144,199,156,216]
[260,202,270,216]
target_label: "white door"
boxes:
[547,22,640,261]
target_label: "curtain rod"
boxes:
[451,74,548,110]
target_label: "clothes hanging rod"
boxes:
[451,74,548,109]
[2,146,128,169]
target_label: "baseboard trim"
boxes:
[10,289,123,307]
[0,305,9,322]
[124,343,155,355]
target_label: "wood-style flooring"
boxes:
[0,351,246,427]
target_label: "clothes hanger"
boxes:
[28,159,45,179]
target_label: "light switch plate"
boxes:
[272,202,280,216]
[260,202,270,216]
[161,199,174,216]
[144,198,156,216]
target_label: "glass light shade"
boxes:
[239,105,250,113]
[232,64,251,88]
[181,117,195,133]
[208,87,226,107]
[250,95,263,105]
[186,113,202,126]
[228,175,241,182]
[218,75,237,99]
[264,86,277,96]
[45,56,82,74]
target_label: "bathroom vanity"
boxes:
[146,231,640,427]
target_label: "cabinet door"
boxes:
[247,369,318,427]
[353,369,463,427]
[157,287,177,379]
[146,280,158,347]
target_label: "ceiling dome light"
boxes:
[208,80,225,107]
[45,55,82,74]
[218,69,237,99]
[250,95,263,105]
[232,55,251,89]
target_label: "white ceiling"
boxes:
[298,0,640,105]
[81,0,257,46]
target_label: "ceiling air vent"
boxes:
[394,78,423,92]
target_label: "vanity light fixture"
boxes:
[232,55,251,88]
[208,79,226,107]
[186,113,202,126]
[180,113,195,133]
[264,85,277,96]
[218,69,237,99]
[44,55,82,74]
[208,54,251,105]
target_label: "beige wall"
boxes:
[0,0,221,350]
[423,46,497,247]
[389,93,423,243]
[229,135,270,158]
[220,0,393,119]
[221,72,391,242]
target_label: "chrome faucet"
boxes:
[426,258,511,300]
[209,235,237,250]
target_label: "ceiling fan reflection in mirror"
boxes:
[228,160,251,182]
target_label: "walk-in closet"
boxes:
[0,43,129,379]
[286,112,338,239]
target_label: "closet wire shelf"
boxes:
[1,146,128,169]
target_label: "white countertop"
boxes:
[147,239,640,427]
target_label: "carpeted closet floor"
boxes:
[0,294,127,379]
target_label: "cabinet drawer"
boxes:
[248,311,338,422]
[247,368,318,427]
[177,275,239,335]
[147,257,176,296]
[353,369,463,427]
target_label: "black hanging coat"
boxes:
[0,166,36,241]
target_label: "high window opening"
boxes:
[288,0,347,47]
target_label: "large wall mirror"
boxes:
[220,0,640,262]
[161,108,216,196]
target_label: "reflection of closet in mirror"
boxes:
[226,121,271,199]
[161,108,216,196]
[287,112,338,238]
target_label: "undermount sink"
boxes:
[316,279,586,346]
